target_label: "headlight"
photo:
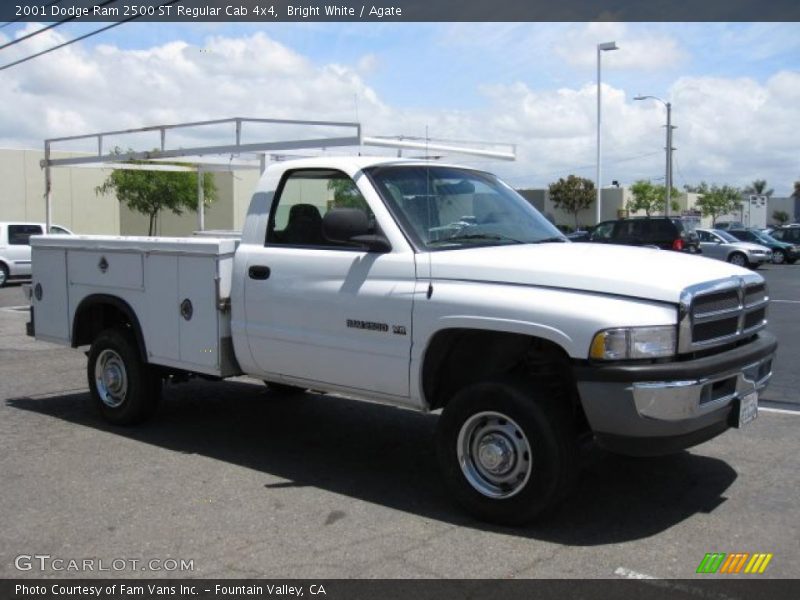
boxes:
[590,326,676,360]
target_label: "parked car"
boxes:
[0,222,73,287]
[727,228,799,264]
[566,228,592,242]
[696,228,772,268]
[768,225,800,245]
[588,216,701,253]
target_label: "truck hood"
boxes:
[427,242,752,304]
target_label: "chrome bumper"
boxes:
[632,355,772,421]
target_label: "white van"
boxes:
[0,222,73,287]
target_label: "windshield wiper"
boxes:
[429,233,524,246]
[529,236,567,244]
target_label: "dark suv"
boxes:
[769,225,800,245]
[587,216,702,253]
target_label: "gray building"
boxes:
[0,148,259,236]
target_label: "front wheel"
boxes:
[87,328,161,425]
[0,263,8,288]
[772,249,786,264]
[727,252,748,268]
[436,379,577,525]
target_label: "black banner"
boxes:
[3,579,800,600]
[3,0,800,22]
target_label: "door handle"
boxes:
[248,265,271,280]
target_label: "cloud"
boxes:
[0,29,797,195]
[553,23,687,71]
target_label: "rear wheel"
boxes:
[87,328,160,425]
[772,249,786,264]
[436,378,577,525]
[727,252,747,267]
[0,263,8,288]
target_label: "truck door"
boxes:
[242,169,415,398]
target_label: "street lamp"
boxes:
[634,95,675,217]
[596,41,618,224]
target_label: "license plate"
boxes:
[737,391,758,428]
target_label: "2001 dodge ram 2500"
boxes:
[28,157,777,524]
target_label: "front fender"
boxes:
[409,280,678,407]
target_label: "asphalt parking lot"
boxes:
[0,265,798,580]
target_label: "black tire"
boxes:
[0,263,8,288]
[263,381,306,395]
[87,328,160,425]
[788,258,797,265]
[436,378,577,525]
[772,249,786,264]
[727,252,748,268]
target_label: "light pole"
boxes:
[596,41,618,224]
[634,95,675,217]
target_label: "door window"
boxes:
[591,222,615,241]
[8,225,42,245]
[266,170,376,248]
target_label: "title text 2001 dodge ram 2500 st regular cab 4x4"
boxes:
[28,157,777,524]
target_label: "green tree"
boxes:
[627,180,680,216]
[684,182,709,194]
[773,210,790,226]
[96,154,217,235]
[327,177,365,209]
[548,175,595,229]
[694,184,742,225]
[744,179,774,198]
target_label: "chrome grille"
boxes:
[744,283,767,307]
[693,290,739,315]
[678,275,769,354]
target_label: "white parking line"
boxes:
[614,566,656,579]
[615,567,739,600]
[771,299,800,304]
[1,305,29,312]
[760,406,800,416]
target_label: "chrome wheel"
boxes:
[94,348,128,408]
[457,411,532,499]
[729,253,747,267]
[772,250,785,264]
[0,267,7,287]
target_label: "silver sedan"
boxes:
[696,228,772,268]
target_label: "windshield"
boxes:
[365,165,564,250]
[713,230,739,243]
[753,231,780,244]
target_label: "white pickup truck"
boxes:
[28,157,777,524]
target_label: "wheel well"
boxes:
[72,295,147,362]
[422,329,588,431]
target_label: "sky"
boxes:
[1,21,799,194]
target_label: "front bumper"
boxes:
[573,332,777,456]
[748,251,771,264]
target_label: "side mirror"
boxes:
[323,208,391,253]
